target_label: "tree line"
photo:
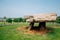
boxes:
[6,17,26,23]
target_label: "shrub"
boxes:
[6,18,12,23]
[56,16,60,23]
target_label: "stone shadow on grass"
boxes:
[25,26,55,34]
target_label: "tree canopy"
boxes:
[6,18,12,23]
[56,16,60,23]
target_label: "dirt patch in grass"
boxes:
[16,26,51,35]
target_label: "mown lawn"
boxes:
[0,22,60,40]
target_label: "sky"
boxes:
[0,0,60,18]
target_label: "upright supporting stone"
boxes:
[38,22,46,30]
[29,22,34,30]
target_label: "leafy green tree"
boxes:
[6,18,12,23]
[13,17,26,22]
[19,18,23,22]
[56,16,60,23]
[13,18,19,22]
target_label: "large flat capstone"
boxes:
[24,13,57,22]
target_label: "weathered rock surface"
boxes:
[24,13,57,22]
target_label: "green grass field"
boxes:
[0,22,60,40]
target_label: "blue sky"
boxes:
[0,0,60,18]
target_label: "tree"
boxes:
[13,17,26,22]
[56,16,60,23]
[13,18,19,22]
[3,16,6,19]
[13,17,24,22]
[6,18,12,23]
[19,18,23,22]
